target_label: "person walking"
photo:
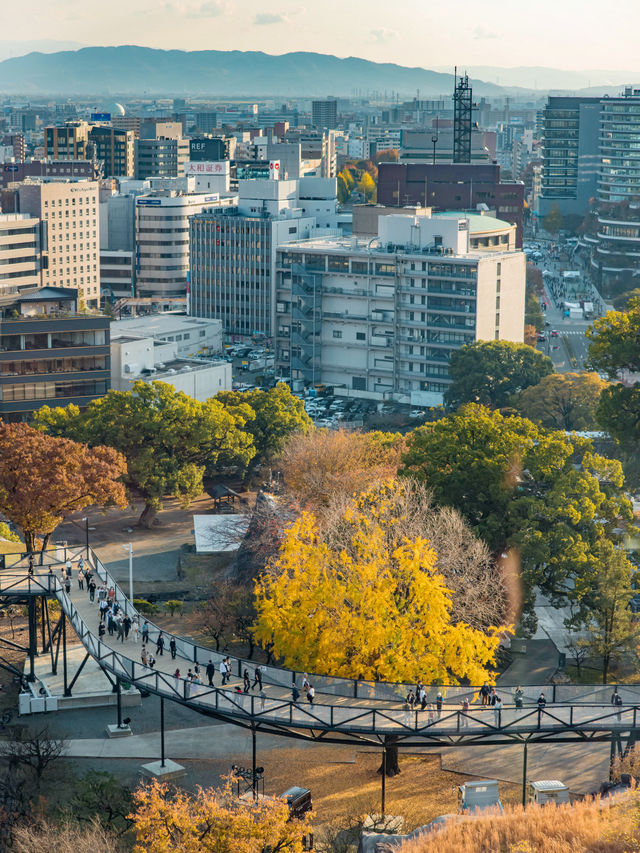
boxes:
[174,669,181,692]
[28,554,34,575]
[494,696,503,728]
[489,687,497,706]
[206,660,216,687]
[224,657,232,685]
[155,633,165,656]
[243,669,250,694]
[252,664,263,691]
[480,682,490,706]
[307,684,315,705]
[107,610,115,636]
[612,688,623,722]
[98,621,106,639]
[64,577,71,596]
[148,653,155,669]
[169,637,177,660]
[514,686,524,711]
[461,697,470,728]
[220,658,228,685]
[88,579,96,603]
[78,555,85,574]
[131,616,139,643]
[292,682,300,705]
[107,586,115,605]
[78,568,84,591]
[142,621,150,644]
[420,689,428,711]
[123,614,131,639]
[65,558,72,579]
[141,646,148,666]
[537,692,547,710]
[436,692,443,720]
[116,616,125,643]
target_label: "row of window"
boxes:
[0,330,107,352]
[0,356,107,376]
[0,379,107,402]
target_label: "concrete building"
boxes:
[539,96,602,218]
[189,177,338,337]
[0,287,110,421]
[110,313,222,356]
[311,99,338,130]
[399,128,492,164]
[44,122,90,160]
[377,163,525,247]
[195,112,218,134]
[89,126,135,177]
[275,209,525,405]
[0,213,41,303]
[0,160,96,190]
[110,333,230,400]
[17,180,100,308]
[135,191,235,299]
[134,137,190,180]
[100,250,134,301]
[111,115,142,137]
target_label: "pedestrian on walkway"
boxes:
[461,697,470,728]
[98,584,107,604]
[141,646,148,666]
[107,610,115,636]
[302,673,310,693]
[98,621,106,639]
[494,696,503,728]
[206,660,215,687]
[220,658,228,685]
[480,682,490,706]
[65,558,72,579]
[436,692,443,720]
[156,633,165,656]
[148,653,155,669]
[612,688,623,722]
[243,669,250,693]
[292,682,300,704]
[88,579,96,603]
[107,586,115,605]
[123,614,131,639]
[489,687,497,706]
[427,703,435,725]
[131,616,139,642]
[537,692,547,710]
[78,569,84,591]
[142,621,149,644]
[307,684,315,705]
[28,554,34,574]
[514,686,524,710]
[64,577,71,596]
[252,664,263,691]
[174,669,181,692]
[78,556,85,574]
[169,637,177,660]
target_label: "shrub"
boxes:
[133,599,158,615]
[165,599,184,616]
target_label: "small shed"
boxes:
[207,484,249,514]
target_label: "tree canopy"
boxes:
[254,485,506,684]
[542,203,563,235]
[130,777,312,853]
[400,404,633,629]
[0,423,127,552]
[216,383,311,462]
[445,340,554,410]
[513,371,608,431]
[34,381,255,526]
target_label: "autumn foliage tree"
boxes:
[513,371,608,431]
[0,423,127,553]
[253,490,506,684]
[130,777,313,853]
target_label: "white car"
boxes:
[410,409,426,418]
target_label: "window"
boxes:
[352,376,366,391]
[356,332,366,341]
[199,330,206,337]
[332,330,343,339]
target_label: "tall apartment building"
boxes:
[111,115,142,137]
[135,191,235,298]
[195,112,218,134]
[89,126,135,177]
[275,210,525,405]
[189,178,338,337]
[45,122,90,160]
[538,96,602,217]
[134,137,190,179]
[17,180,100,308]
[0,214,41,303]
[0,287,110,422]
[311,100,338,130]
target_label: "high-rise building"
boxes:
[538,96,601,218]
[44,122,91,160]
[195,112,218,134]
[17,180,101,308]
[0,287,110,422]
[275,210,525,404]
[0,214,41,303]
[189,178,338,337]
[134,137,190,179]
[0,160,97,190]
[89,126,135,177]
[312,100,338,130]
[135,191,235,299]
[111,115,142,137]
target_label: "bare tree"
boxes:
[0,725,65,792]
[199,584,236,652]
[565,635,589,678]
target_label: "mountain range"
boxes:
[0,46,506,97]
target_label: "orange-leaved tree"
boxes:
[253,500,507,684]
[130,777,313,853]
[0,422,127,553]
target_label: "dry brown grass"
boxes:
[11,819,120,852]
[399,791,640,853]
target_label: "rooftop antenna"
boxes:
[431,115,439,165]
[453,67,473,164]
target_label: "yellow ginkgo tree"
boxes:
[253,501,507,685]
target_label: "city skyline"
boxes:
[6,0,640,75]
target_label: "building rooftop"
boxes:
[110,314,220,337]
[432,211,514,233]
[278,233,519,260]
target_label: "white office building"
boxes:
[110,313,222,357]
[275,209,525,405]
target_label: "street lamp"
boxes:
[122,543,133,602]
[81,516,89,559]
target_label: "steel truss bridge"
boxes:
[0,546,637,802]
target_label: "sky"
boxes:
[7,0,640,73]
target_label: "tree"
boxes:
[523,324,538,347]
[199,582,237,651]
[337,173,349,204]
[401,405,634,628]
[513,372,608,431]
[217,384,311,463]
[576,541,639,684]
[278,428,404,510]
[612,287,640,310]
[130,777,313,853]
[375,148,399,163]
[34,381,255,527]
[525,290,545,332]
[358,171,376,202]
[0,725,65,792]
[542,203,563,235]
[444,341,554,410]
[0,423,127,553]
[341,168,356,192]
[254,500,506,684]
[65,769,133,837]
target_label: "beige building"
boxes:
[0,213,41,303]
[18,180,100,308]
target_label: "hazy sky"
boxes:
[11,0,640,71]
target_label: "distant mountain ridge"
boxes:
[0,45,506,96]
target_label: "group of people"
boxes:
[291,673,315,705]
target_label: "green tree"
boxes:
[445,341,554,410]
[217,383,311,463]
[574,541,639,684]
[401,404,633,628]
[513,372,608,431]
[542,203,563,235]
[34,381,255,527]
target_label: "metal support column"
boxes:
[27,597,36,682]
[522,741,528,807]
[62,612,71,697]
[252,724,257,801]
[40,596,46,654]
[160,697,166,768]
[381,746,387,817]
[116,677,122,728]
